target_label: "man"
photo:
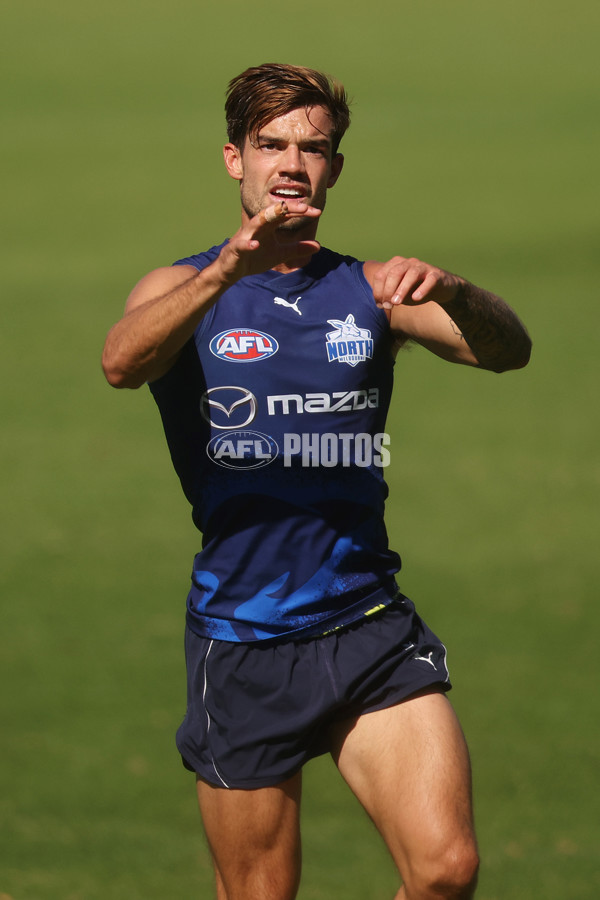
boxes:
[102,63,531,900]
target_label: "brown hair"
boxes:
[225,63,351,155]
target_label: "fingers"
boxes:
[248,200,321,261]
[371,256,458,309]
[218,200,321,282]
[255,199,320,230]
[371,257,414,308]
[258,200,289,225]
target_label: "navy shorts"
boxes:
[176,595,451,789]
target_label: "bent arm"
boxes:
[364,257,531,373]
[102,199,322,389]
[434,279,532,372]
[102,263,229,388]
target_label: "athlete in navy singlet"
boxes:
[102,63,531,900]
[150,243,401,641]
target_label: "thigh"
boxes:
[197,772,302,900]
[330,691,476,885]
[178,631,337,789]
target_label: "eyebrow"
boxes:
[256,133,332,148]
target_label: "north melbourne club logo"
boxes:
[325,315,373,367]
[209,329,279,363]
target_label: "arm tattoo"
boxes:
[450,320,465,341]
[443,281,531,372]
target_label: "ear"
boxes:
[223,143,244,181]
[327,153,344,189]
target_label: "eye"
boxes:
[304,145,327,157]
[258,141,279,152]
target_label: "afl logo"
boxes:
[209,328,279,362]
[207,430,279,469]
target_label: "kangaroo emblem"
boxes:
[274,296,302,316]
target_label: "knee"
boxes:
[409,840,480,899]
[436,842,479,898]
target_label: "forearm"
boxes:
[441,281,532,373]
[103,199,324,389]
[102,262,230,389]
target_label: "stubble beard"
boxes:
[240,199,314,233]
[240,184,327,234]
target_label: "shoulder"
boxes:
[124,243,227,314]
[124,264,198,314]
[343,257,393,327]
[362,259,380,285]
[362,260,389,312]
[312,248,378,302]
[172,241,227,272]
[314,246,362,274]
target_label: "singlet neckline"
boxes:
[243,247,336,293]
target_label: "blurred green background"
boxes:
[1,0,598,897]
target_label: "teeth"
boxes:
[275,189,302,197]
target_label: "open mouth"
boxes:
[270,186,307,201]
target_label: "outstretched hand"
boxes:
[216,200,322,284]
[367,256,464,310]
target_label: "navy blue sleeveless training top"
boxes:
[149,243,402,642]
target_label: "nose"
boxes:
[278,144,305,175]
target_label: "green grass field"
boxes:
[2,0,599,897]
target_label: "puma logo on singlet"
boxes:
[274,296,303,316]
[413,651,437,670]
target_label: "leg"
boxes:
[330,691,479,899]
[196,771,302,900]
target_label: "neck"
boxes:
[272,252,317,274]
[239,206,321,274]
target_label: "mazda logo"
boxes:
[200,386,258,430]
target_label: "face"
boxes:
[223,105,344,233]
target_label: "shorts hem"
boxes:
[185,758,306,791]
[178,677,451,790]
[346,676,452,721]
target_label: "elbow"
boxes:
[101,349,145,390]
[101,323,149,388]
[515,336,532,370]
[484,335,532,374]
[507,333,533,372]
